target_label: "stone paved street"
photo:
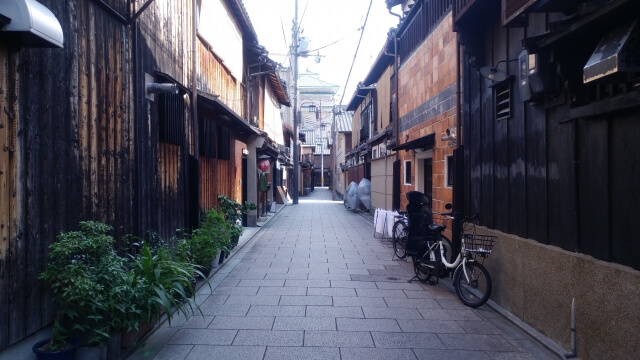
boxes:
[128,188,557,360]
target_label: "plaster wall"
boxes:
[480,228,640,360]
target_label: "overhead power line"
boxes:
[339,0,373,106]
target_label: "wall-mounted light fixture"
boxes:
[479,58,518,83]
[440,127,457,147]
[242,148,249,156]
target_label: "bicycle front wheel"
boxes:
[392,220,408,259]
[453,261,492,308]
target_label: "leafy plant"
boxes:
[218,195,252,247]
[127,242,205,326]
[39,221,132,350]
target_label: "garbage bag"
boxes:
[345,181,360,210]
[357,178,371,211]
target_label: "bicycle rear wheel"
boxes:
[392,220,408,259]
[453,261,492,308]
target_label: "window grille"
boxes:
[158,92,185,145]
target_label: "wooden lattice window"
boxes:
[158,92,184,145]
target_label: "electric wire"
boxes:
[339,0,373,106]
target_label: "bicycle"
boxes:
[392,210,408,259]
[411,204,496,308]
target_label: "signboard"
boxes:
[258,159,270,173]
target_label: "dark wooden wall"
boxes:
[0,0,205,349]
[461,7,640,270]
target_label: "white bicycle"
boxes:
[410,204,496,308]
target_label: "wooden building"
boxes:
[0,0,289,352]
[454,0,640,357]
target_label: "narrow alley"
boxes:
[128,188,556,360]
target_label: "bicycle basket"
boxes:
[463,234,496,258]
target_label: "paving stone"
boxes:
[336,318,401,332]
[405,289,458,300]
[273,316,336,330]
[340,347,418,360]
[279,295,333,305]
[383,297,441,309]
[304,330,374,347]
[263,346,340,360]
[210,286,259,295]
[200,303,250,316]
[237,279,285,287]
[182,315,214,328]
[362,307,423,319]
[208,316,274,330]
[350,274,413,282]
[167,329,237,345]
[152,344,193,360]
[412,348,492,360]
[257,286,307,296]
[371,331,445,349]
[330,280,378,289]
[284,279,331,287]
[457,320,504,335]
[246,305,306,317]
[396,319,465,333]
[307,287,357,297]
[225,295,280,305]
[417,308,481,321]
[438,333,519,351]
[332,296,387,307]
[264,272,309,280]
[328,267,371,275]
[185,345,266,360]
[355,288,408,298]
[233,329,303,346]
[307,272,351,281]
[305,306,365,318]
[376,282,425,290]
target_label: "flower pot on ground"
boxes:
[32,338,79,360]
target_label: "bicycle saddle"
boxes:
[429,223,445,232]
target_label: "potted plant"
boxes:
[36,221,131,359]
[217,195,254,246]
[122,241,205,349]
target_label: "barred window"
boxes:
[158,92,185,145]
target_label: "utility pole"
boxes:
[292,0,300,204]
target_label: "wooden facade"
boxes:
[455,0,640,357]
[456,0,640,271]
[0,0,289,351]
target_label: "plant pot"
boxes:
[210,252,221,269]
[121,319,156,351]
[32,338,79,360]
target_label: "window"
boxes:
[495,81,511,121]
[199,116,217,158]
[446,155,454,187]
[158,92,185,145]
[404,160,412,185]
[217,125,230,160]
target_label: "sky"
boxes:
[242,0,401,107]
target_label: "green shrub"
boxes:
[39,221,132,349]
